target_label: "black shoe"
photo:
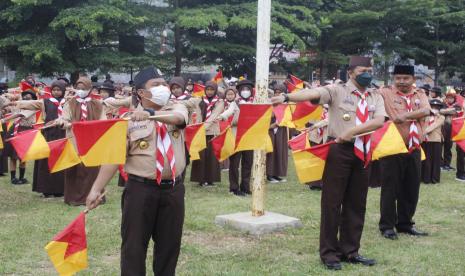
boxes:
[397,227,428,236]
[11,178,20,185]
[323,261,342,270]
[199,182,208,187]
[456,175,465,182]
[207,182,215,186]
[342,255,376,266]
[267,176,278,183]
[230,190,245,197]
[309,185,322,191]
[0,173,5,177]
[241,190,251,195]
[448,165,456,171]
[19,178,28,184]
[381,229,398,240]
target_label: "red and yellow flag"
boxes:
[451,118,465,141]
[235,104,273,152]
[288,131,310,151]
[292,142,333,184]
[369,121,408,162]
[48,139,81,173]
[19,81,35,92]
[211,127,235,161]
[9,129,50,161]
[273,104,296,128]
[185,123,206,161]
[286,74,304,93]
[72,119,128,166]
[192,83,205,98]
[45,212,88,276]
[291,101,323,130]
[213,70,223,84]
[35,110,44,125]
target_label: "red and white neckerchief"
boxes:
[317,109,328,138]
[203,96,219,121]
[353,90,370,163]
[48,98,65,117]
[75,97,92,121]
[397,92,420,152]
[13,118,21,136]
[155,122,176,184]
[170,93,189,101]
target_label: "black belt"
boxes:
[128,174,181,188]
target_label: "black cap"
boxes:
[393,65,415,76]
[420,84,431,91]
[21,90,37,100]
[432,87,442,94]
[57,76,70,85]
[236,79,254,90]
[134,66,162,90]
[98,82,115,91]
[429,99,444,107]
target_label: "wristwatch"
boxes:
[144,108,155,116]
[282,94,289,103]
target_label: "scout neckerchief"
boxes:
[12,117,21,136]
[203,95,219,121]
[155,122,176,184]
[171,92,189,101]
[48,97,65,117]
[75,97,92,121]
[353,90,370,164]
[397,91,420,152]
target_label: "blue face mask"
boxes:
[355,72,373,88]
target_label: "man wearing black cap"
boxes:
[430,86,443,100]
[378,65,430,240]
[86,66,189,276]
[272,56,386,270]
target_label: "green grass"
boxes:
[1,159,465,275]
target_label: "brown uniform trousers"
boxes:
[121,175,185,276]
[379,149,421,232]
[320,142,369,263]
[229,150,253,193]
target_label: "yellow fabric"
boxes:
[235,106,273,152]
[45,241,88,276]
[421,146,426,161]
[452,123,465,141]
[219,127,235,161]
[293,105,323,130]
[80,120,127,166]
[292,150,325,184]
[278,105,296,128]
[372,123,408,160]
[189,124,206,161]
[51,140,81,173]
[23,132,50,161]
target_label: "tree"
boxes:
[0,0,148,79]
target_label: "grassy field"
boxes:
[1,159,465,276]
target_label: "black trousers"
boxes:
[229,150,253,192]
[442,122,452,166]
[320,143,369,263]
[379,150,421,232]
[456,145,465,178]
[121,176,185,276]
[421,142,441,184]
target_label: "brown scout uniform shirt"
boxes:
[424,114,445,142]
[124,102,188,180]
[183,97,224,135]
[380,87,430,145]
[309,80,387,139]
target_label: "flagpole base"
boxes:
[215,211,302,236]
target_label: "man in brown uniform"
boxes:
[379,65,430,240]
[86,67,189,276]
[272,56,386,270]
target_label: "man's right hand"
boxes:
[86,189,103,211]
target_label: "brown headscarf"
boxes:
[76,77,92,90]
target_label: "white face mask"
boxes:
[240,89,251,99]
[76,89,89,99]
[148,86,171,106]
